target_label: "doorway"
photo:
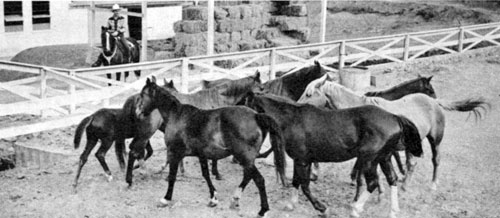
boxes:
[128,7,142,40]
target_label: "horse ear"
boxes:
[427,75,433,81]
[168,80,174,88]
[151,76,157,84]
[254,70,260,80]
[314,60,320,67]
[417,74,423,78]
[146,78,151,85]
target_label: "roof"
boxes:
[70,1,191,9]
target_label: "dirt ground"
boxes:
[2,1,500,218]
[1,45,500,218]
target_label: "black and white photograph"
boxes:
[0,1,498,217]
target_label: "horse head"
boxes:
[136,77,160,117]
[297,75,337,110]
[100,26,116,56]
[417,75,436,98]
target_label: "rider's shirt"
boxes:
[107,16,126,33]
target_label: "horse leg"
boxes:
[124,71,129,82]
[95,137,114,182]
[107,73,112,86]
[249,164,271,218]
[211,160,223,180]
[351,159,361,186]
[393,151,406,176]
[158,156,181,207]
[296,161,327,215]
[114,138,127,172]
[230,161,253,210]
[379,156,399,218]
[401,151,417,192]
[144,140,154,161]
[134,70,141,79]
[428,133,443,190]
[351,160,378,218]
[73,137,98,191]
[199,157,219,207]
[310,162,319,181]
[126,138,146,187]
[116,72,121,82]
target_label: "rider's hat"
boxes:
[111,4,121,11]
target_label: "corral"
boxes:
[0,1,499,218]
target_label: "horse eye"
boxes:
[306,93,312,98]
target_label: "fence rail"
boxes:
[2,22,500,138]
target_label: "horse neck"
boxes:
[171,90,222,109]
[324,83,367,108]
[255,96,295,124]
[155,90,198,120]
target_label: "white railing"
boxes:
[1,22,500,138]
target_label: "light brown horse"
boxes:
[298,78,490,192]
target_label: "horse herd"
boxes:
[72,61,489,218]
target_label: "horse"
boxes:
[243,92,423,218]
[92,26,141,83]
[134,77,287,218]
[123,72,262,186]
[364,75,436,100]
[307,74,437,182]
[298,79,490,193]
[203,60,327,102]
[72,108,154,191]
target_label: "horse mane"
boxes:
[322,81,379,105]
[218,76,256,96]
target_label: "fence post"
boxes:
[458,27,464,53]
[403,34,410,61]
[181,58,189,93]
[269,49,276,80]
[338,41,346,69]
[68,70,76,114]
[40,68,47,117]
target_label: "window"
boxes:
[4,1,23,32]
[32,1,50,30]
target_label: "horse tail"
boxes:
[437,97,491,121]
[74,115,94,149]
[255,113,287,187]
[396,115,423,157]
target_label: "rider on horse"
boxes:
[108,4,130,62]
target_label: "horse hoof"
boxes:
[157,198,171,208]
[350,203,363,218]
[215,175,223,180]
[430,182,438,191]
[319,208,331,218]
[400,184,407,192]
[207,198,219,207]
[310,174,318,181]
[107,175,113,182]
[389,211,398,218]
[256,211,269,218]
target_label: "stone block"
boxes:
[230,31,242,41]
[239,5,253,19]
[250,4,264,17]
[174,20,183,33]
[256,27,282,41]
[241,30,252,41]
[270,16,308,31]
[215,32,230,44]
[217,19,245,33]
[283,28,310,42]
[180,20,208,33]
[183,6,208,20]
[283,4,308,17]
[215,7,228,20]
[224,6,241,19]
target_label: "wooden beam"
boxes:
[88,1,95,48]
[92,6,143,17]
[44,68,103,89]
[22,1,32,31]
[141,1,148,62]
[0,114,90,139]
[207,0,215,55]
[320,0,327,43]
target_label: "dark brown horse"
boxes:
[135,77,287,218]
[123,72,262,186]
[244,93,423,218]
[92,26,141,83]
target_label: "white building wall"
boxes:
[147,5,182,40]
[0,0,88,58]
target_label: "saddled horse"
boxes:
[306,74,437,182]
[124,72,262,186]
[135,77,287,218]
[92,26,141,83]
[298,79,490,193]
[244,93,423,218]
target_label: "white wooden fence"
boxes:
[1,22,500,139]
